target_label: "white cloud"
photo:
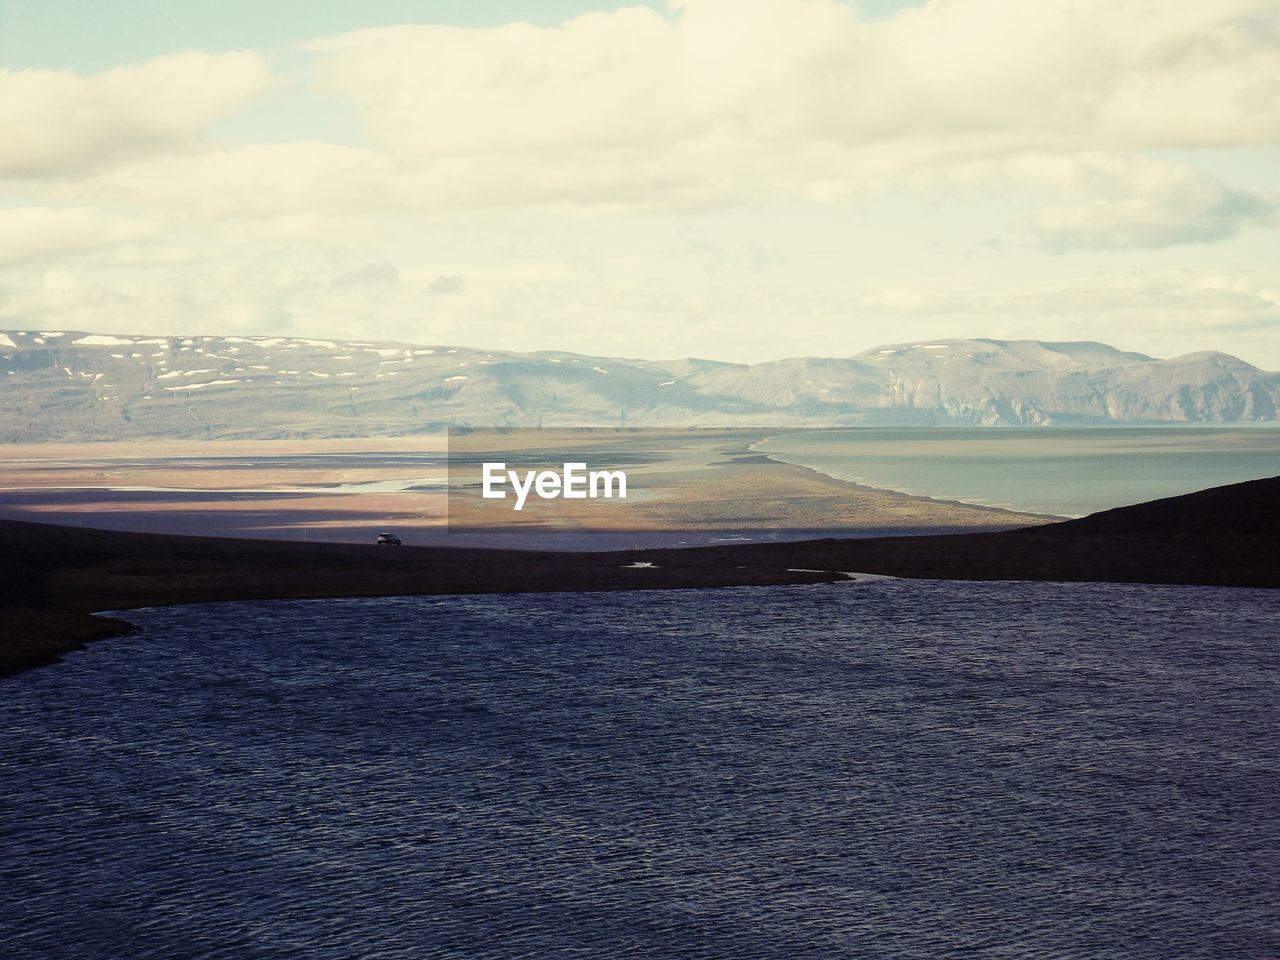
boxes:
[2,0,1278,369]
[856,269,1280,349]
[9,1,1275,249]
[862,268,1280,314]
[0,207,159,265]
[332,262,400,289]
[0,52,271,178]
[63,142,394,220]
[1006,153,1275,250]
[426,275,464,295]
[302,0,1280,215]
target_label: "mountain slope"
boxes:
[1,330,1277,440]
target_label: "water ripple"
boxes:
[2,581,1278,958]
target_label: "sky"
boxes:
[1,0,1279,367]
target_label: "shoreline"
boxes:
[745,430,1075,520]
[4,473,1278,678]
[740,431,1067,522]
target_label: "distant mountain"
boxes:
[1,330,1277,441]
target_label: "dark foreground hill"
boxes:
[3,475,1277,676]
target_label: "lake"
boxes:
[2,582,1278,958]
[756,426,1280,516]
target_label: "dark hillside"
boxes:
[4,475,1277,677]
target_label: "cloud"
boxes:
[1023,272,1280,329]
[62,142,395,221]
[0,51,271,177]
[426,274,464,295]
[8,1,1273,255]
[0,207,159,265]
[859,269,1280,324]
[0,262,300,337]
[302,0,1280,213]
[2,0,1278,371]
[1006,153,1276,250]
[3,241,1277,369]
[332,261,400,289]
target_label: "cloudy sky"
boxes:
[2,0,1279,366]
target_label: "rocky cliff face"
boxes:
[1,330,1276,440]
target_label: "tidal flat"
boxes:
[0,431,1050,547]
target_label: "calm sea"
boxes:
[756,427,1280,516]
[2,583,1278,958]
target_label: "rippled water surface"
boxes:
[3,582,1278,959]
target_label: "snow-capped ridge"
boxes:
[0,328,1276,440]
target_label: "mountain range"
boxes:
[1,329,1277,441]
